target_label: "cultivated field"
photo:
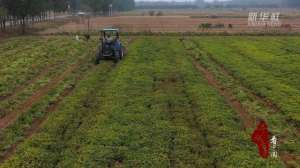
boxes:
[40,9,300,34]
[0,35,299,167]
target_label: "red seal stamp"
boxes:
[251,120,270,159]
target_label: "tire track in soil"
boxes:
[153,72,216,167]
[152,76,176,167]
[167,101,176,168]
[51,63,117,168]
[180,77,217,168]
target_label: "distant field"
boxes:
[122,8,300,18]
[40,9,300,34]
[0,36,299,167]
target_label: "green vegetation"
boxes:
[189,36,300,127]
[0,36,286,167]
[0,35,298,167]
[183,36,300,166]
[0,36,98,160]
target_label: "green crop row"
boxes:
[183,37,300,166]
[0,36,129,167]
[220,36,300,90]
[0,37,45,56]
[0,38,89,116]
[0,38,64,96]
[0,37,281,167]
[190,36,300,127]
[0,60,115,168]
[66,37,282,167]
[0,38,98,160]
[0,38,69,96]
[0,36,285,167]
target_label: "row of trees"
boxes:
[0,0,69,33]
[0,0,135,33]
[79,0,135,13]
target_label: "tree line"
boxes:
[80,0,135,13]
[0,0,135,33]
[0,0,69,33]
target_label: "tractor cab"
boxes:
[102,28,119,43]
[95,28,124,64]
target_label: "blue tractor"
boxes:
[95,28,124,64]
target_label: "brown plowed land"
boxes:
[41,15,300,34]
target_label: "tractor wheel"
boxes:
[122,46,126,57]
[95,51,102,64]
[119,49,124,60]
[114,51,120,63]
